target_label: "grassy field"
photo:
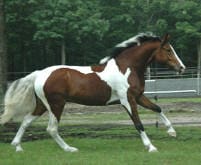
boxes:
[1,126,201,165]
[1,97,201,165]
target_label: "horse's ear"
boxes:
[161,33,170,47]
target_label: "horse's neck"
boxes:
[116,44,157,74]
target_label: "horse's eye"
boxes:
[163,48,171,55]
[167,49,172,55]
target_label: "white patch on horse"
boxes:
[67,66,93,74]
[96,59,132,114]
[11,113,38,152]
[140,131,157,152]
[170,45,186,69]
[118,68,132,114]
[40,65,93,75]
[116,32,155,48]
[159,112,176,137]
[116,36,141,47]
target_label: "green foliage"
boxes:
[4,0,201,75]
[31,0,109,41]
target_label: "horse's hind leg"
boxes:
[45,96,78,152]
[46,111,78,152]
[11,98,46,152]
[136,94,176,137]
[11,114,38,151]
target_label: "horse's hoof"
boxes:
[16,145,24,152]
[11,142,24,152]
[167,128,177,137]
[64,146,79,152]
[148,145,158,153]
[168,131,176,137]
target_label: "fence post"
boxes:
[197,40,201,95]
[146,67,151,80]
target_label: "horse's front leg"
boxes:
[120,91,157,152]
[136,94,176,137]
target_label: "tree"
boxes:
[170,1,201,66]
[31,0,109,65]
[4,0,201,75]
[0,0,7,97]
[5,0,37,75]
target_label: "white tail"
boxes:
[0,71,39,125]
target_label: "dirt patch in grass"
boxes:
[0,100,201,143]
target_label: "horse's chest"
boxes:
[97,67,131,104]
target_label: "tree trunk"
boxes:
[0,0,7,98]
[61,40,66,65]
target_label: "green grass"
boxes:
[1,97,201,164]
[156,97,201,103]
[1,126,201,165]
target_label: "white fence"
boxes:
[145,78,201,98]
[1,67,201,99]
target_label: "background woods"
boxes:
[0,0,7,95]
[1,0,201,81]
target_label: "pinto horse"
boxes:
[0,33,185,152]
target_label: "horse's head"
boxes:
[154,34,186,74]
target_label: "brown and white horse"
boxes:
[0,33,185,152]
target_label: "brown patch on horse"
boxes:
[32,97,47,116]
[91,64,105,72]
[43,68,112,120]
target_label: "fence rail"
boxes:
[0,67,200,79]
[145,67,200,79]
[145,78,201,97]
[0,67,200,99]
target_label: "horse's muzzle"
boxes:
[177,66,186,74]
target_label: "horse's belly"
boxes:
[67,83,112,106]
[65,72,112,106]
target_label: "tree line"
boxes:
[1,0,201,82]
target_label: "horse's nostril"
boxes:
[179,65,185,70]
[182,65,186,70]
[179,66,185,74]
